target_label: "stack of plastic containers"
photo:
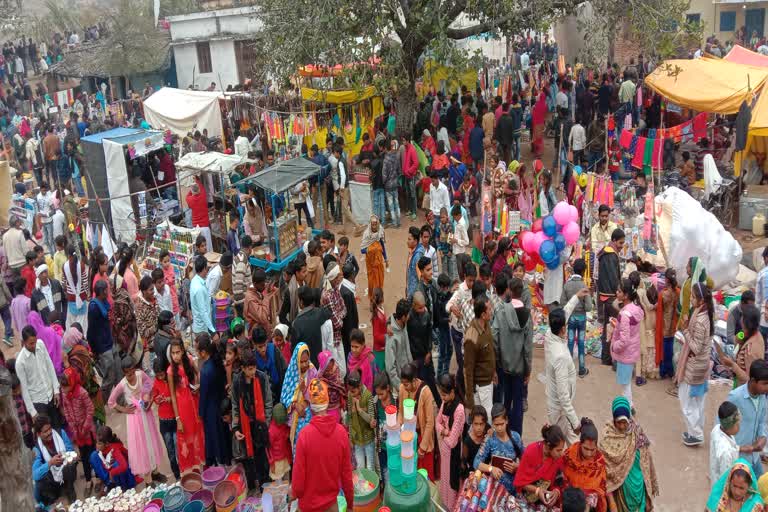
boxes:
[382,399,420,494]
[214,291,232,332]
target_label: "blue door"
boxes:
[746,8,765,39]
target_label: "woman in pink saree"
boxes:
[531,87,549,158]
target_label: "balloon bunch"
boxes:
[519,201,580,272]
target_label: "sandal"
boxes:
[635,377,647,386]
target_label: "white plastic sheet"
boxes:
[650,187,742,288]
[702,154,722,198]
[143,87,223,138]
[103,140,136,244]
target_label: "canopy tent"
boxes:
[143,87,224,138]
[176,151,249,174]
[644,58,768,114]
[723,45,768,67]
[81,128,165,244]
[236,157,320,193]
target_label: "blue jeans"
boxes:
[0,305,11,340]
[511,134,521,161]
[437,324,452,377]
[159,418,181,479]
[502,372,525,436]
[660,336,674,378]
[451,327,465,396]
[373,188,386,223]
[353,442,375,471]
[385,189,401,226]
[567,315,587,372]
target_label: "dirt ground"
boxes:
[0,132,738,510]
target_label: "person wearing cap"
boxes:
[30,263,65,326]
[292,378,354,512]
[3,214,27,272]
[206,252,226,297]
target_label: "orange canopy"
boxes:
[723,45,768,68]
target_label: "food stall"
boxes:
[235,158,322,271]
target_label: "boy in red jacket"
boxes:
[292,379,354,512]
[185,176,212,252]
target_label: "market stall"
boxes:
[81,127,167,244]
[175,151,252,251]
[235,157,321,271]
[143,87,224,138]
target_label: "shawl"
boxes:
[246,198,267,239]
[318,350,346,411]
[514,440,564,490]
[599,420,658,497]
[324,263,340,292]
[678,256,707,319]
[64,258,85,308]
[235,372,266,457]
[62,326,84,353]
[255,342,280,387]
[442,398,463,492]
[562,442,608,512]
[654,285,679,366]
[28,310,63,374]
[360,216,385,250]
[287,275,300,323]
[37,429,67,483]
[706,458,763,512]
[347,345,375,392]
[279,343,316,444]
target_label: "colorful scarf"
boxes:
[279,343,315,445]
[27,310,63,375]
[562,442,608,512]
[318,350,346,412]
[706,458,763,512]
[238,373,266,457]
[347,345,375,392]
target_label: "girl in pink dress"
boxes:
[159,250,180,318]
[108,355,165,483]
[167,339,206,472]
[436,374,466,510]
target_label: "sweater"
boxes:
[186,181,210,228]
[463,319,496,409]
[397,378,436,454]
[610,302,644,364]
[87,300,113,355]
[681,307,713,385]
[385,316,412,392]
[2,227,26,268]
[492,300,532,377]
[347,387,375,446]
[560,275,592,316]
[597,246,621,298]
[292,414,354,512]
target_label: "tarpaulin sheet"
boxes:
[349,181,372,225]
[82,138,110,224]
[300,86,377,103]
[143,87,223,138]
[236,158,320,194]
[104,139,136,244]
[723,45,768,68]
[645,58,768,114]
[176,151,247,174]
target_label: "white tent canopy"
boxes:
[143,87,223,138]
[176,151,248,174]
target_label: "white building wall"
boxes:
[174,39,238,90]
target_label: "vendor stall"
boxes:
[235,158,321,271]
[143,87,224,138]
[81,127,167,244]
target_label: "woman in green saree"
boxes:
[599,396,659,512]
[707,459,764,512]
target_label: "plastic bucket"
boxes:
[400,431,414,457]
[164,486,188,512]
[182,472,204,496]
[143,504,162,512]
[225,464,247,495]
[402,398,415,420]
[214,480,239,512]
[202,466,227,490]
[190,489,214,510]
[385,426,401,448]
[385,404,398,428]
[402,417,417,434]
[151,490,167,501]
[401,454,415,475]
[183,501,205,512]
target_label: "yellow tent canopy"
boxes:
[645,58,768,114]
[300,86,378,103]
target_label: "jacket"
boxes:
[509,103,523,132]
[544,294,582,431]
[397,379,436,454]
[610,302,644,364]
[382,152,401,190]
[463,319,496,409]
[492,300,532,377]
[292,414,354,512]
[560,276,592,316]
[496,113,515,145]
[681,307,712,386]
[31,279,66,325]
[597,246,621,297]
[726,384,767,475]
[291,306,331,368]
[87,299,113,355]
[231,369,273,461]
[244,287,274,335]
[186,180,210,228]
[385,315,412,391]
[401,142,419,179]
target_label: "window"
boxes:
[196,42,212,74]
[720,11,736,32]
[686,13,701,27]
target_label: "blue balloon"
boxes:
[542,215,557,237]
[539,239,557,263]
[554,233,566,252]
[545,254,561,269]
[574,165,583,176]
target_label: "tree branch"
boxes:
[445,1,573,39]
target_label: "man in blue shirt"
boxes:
[725,359,768,476]
[190,256,217,338]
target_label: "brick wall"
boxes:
[612,25,643,66]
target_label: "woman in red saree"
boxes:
[562,419,608,512]
[514,424,567,509]
[461,106,475,165]
[167,339,205,472]
[531,87,549,158]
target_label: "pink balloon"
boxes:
[562,221,580,245]
[520,231,533,253]
[530,231,546,254]
[552,201,571,226]
[568,204,579,223]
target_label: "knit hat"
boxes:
[611,396,631,421]
[272,403,288,425]
[230,317,245,334]
[308,378,329,413]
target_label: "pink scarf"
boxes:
[347,346,375,392]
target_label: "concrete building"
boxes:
[686,0,768,44]
[167,4,262,90]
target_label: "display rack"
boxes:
[144,220,201,280]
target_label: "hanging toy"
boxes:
[607,115,615,140]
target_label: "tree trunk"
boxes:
[0,366,35,510]
[395,51,421,140]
